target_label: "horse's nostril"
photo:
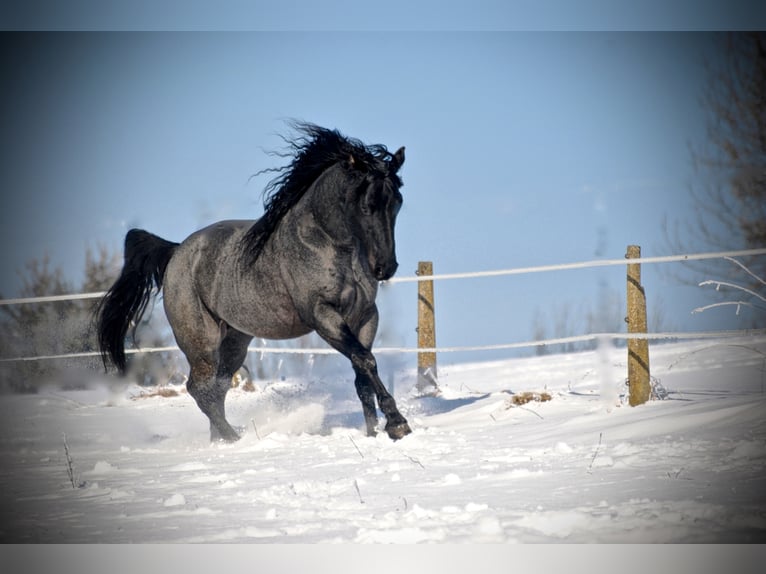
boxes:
[374,262,397,280]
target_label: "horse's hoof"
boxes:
[210,427,241,443]
[211,434,240,444]
[385,421,412,441]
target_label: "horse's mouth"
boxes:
[374,262,398,281]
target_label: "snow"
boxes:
[0,336,765,543]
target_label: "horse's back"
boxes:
[162,220,250,324]
[168,219,247,283]
[163,219,311,340]
[184,220,253,247]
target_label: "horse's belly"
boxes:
[234,315,313,341]
[221,293,312,341]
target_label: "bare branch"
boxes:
[724,256,766,287]
[692,301,760,315]
[698,280,766,304]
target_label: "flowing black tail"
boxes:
[96,229,179,373]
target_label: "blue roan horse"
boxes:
[97,123,411,442]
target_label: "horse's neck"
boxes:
[301,166,356,243]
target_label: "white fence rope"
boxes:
[1,248,764,364]
[387,248,766,283]
[2,330,765,364]
[2,248,765,306]
[0,291,107,306]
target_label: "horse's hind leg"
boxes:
[186,325,253,442]
[187,355,241,443]
[217,327,252,384]
[185,324,252,443]
[166,298,242,442]
[210,327,253,439]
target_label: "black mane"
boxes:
[242,122,399,265]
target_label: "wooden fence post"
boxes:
[626,245,651,406]
[416,261,439,394]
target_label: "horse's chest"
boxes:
[338,260,377,313]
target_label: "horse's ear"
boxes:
[390,146,405,173]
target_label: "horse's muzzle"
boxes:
[374,261,398,281]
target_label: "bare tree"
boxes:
[0,248,121,391]
[665,32,766,290]
[531,300,590,355]
[82,245,121,294]
[530,284,672,355]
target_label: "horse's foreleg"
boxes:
[313,305,411,440]
[353,370,379,437]
[354,356,411,440]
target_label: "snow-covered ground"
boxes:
[0,336,764,543]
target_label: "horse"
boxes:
[96,122,411,443]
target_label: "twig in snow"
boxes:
[403,453,425,469]
[587,432,603,474]
[250,418,261,440]
[349,435,364,459]
[668,467,685,479]
[492,392,550,421]
[353,479,365,504]
[63,432,84,489]
[509,404,545,420]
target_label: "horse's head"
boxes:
[244,122,406,279]
[349,146,405,281]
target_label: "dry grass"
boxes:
[132,387,183,400]
[131,379,259,400]
[509,391,552,406]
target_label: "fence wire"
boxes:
[2,330,765,364]
[3,248,765,306]
[1,248,764,364]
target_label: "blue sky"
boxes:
[0,31,759,363]
[3,1,763,31]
